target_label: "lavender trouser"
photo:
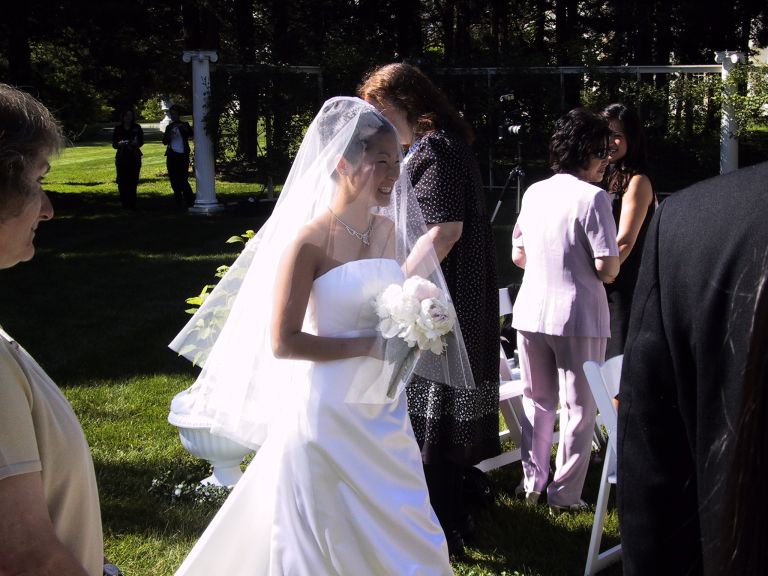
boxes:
[516,330,605,507]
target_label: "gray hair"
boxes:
[0,84,63,217]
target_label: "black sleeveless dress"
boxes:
[605,189,656,358]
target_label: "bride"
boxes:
[169,97,474,575]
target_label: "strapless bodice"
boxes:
[309,259,403,338]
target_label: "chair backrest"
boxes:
[583,355,624,575]
[476,288,525,473]
[498,287,516,381]
[499,287,513,316]
[583,355,623,454]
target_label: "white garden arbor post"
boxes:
[183,50,224,214]
[715,50,745,174]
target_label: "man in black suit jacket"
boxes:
[617,161,768,575]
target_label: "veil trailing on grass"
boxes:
[169,97,475,449]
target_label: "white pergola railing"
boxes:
[435,50,746,177]
[183,51,749,212]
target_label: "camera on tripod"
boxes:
[497,93,525,140]
[501,124,523,137]
[491,93,528,222]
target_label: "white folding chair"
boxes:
[582,355,623,575]
[475,288,526,473]
[477,288,600,475]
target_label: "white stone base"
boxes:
[188,202,225,215]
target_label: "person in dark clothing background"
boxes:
[162,105,195,208]
[112,109,143,209]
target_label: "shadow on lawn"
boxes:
[98,458,222,539]
[456,455,622,575]
[0,193,273,384]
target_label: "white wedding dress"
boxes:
[176,258,453,576]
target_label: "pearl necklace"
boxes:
[328,207,373,246]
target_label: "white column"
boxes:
[183,50,223,214]
[714,50,744,174]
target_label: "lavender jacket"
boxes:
[511,173,619,338]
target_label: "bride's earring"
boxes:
[336,158,350,177]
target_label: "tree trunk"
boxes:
[267,0,291,176]
[534,0,547,55]
[454,0,472,66]
[554,0,580,110]
[652,1,673,134]
[181,0,220,49]
[235,0,259,162]
[5,2,32,86]
[439,1,455,65]
[489,0,507,64]
[394,0,423,60]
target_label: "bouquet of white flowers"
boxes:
[374,276,456,398]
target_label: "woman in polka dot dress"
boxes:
[359,62,500,557]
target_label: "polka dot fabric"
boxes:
[405,130,501,465]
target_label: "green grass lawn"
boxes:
[0,135,621,575]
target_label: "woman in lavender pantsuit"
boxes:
[511,108,619,512]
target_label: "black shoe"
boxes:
[446,529,466,559]
[548,499,589,516]
[458,513,477,544]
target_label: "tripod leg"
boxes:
[491,201,502,223]
[491,170,516,224]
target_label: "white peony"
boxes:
[375,284,420,325]
[412,298,453,353]
[374,283,402,318]
[375,275,456,357]
[417,298,455,335]
[376,317,402,339]
[401,276,442,301]
[390,323,414,348]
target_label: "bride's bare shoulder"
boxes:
[280,215,332,267]
[293,213,333,249]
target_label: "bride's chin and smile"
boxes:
[372,184,393,207]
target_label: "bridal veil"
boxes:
[169,97,475,449]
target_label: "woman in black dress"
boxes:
[112,109,143,209]
[359,62,500,556]
[601,103,656,358]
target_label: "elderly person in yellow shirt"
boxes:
[0,83,118,576]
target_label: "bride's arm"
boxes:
[402,225,443,278]
[271,239,376,361]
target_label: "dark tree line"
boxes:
[1,0,765,182]
[2,1,764,116]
